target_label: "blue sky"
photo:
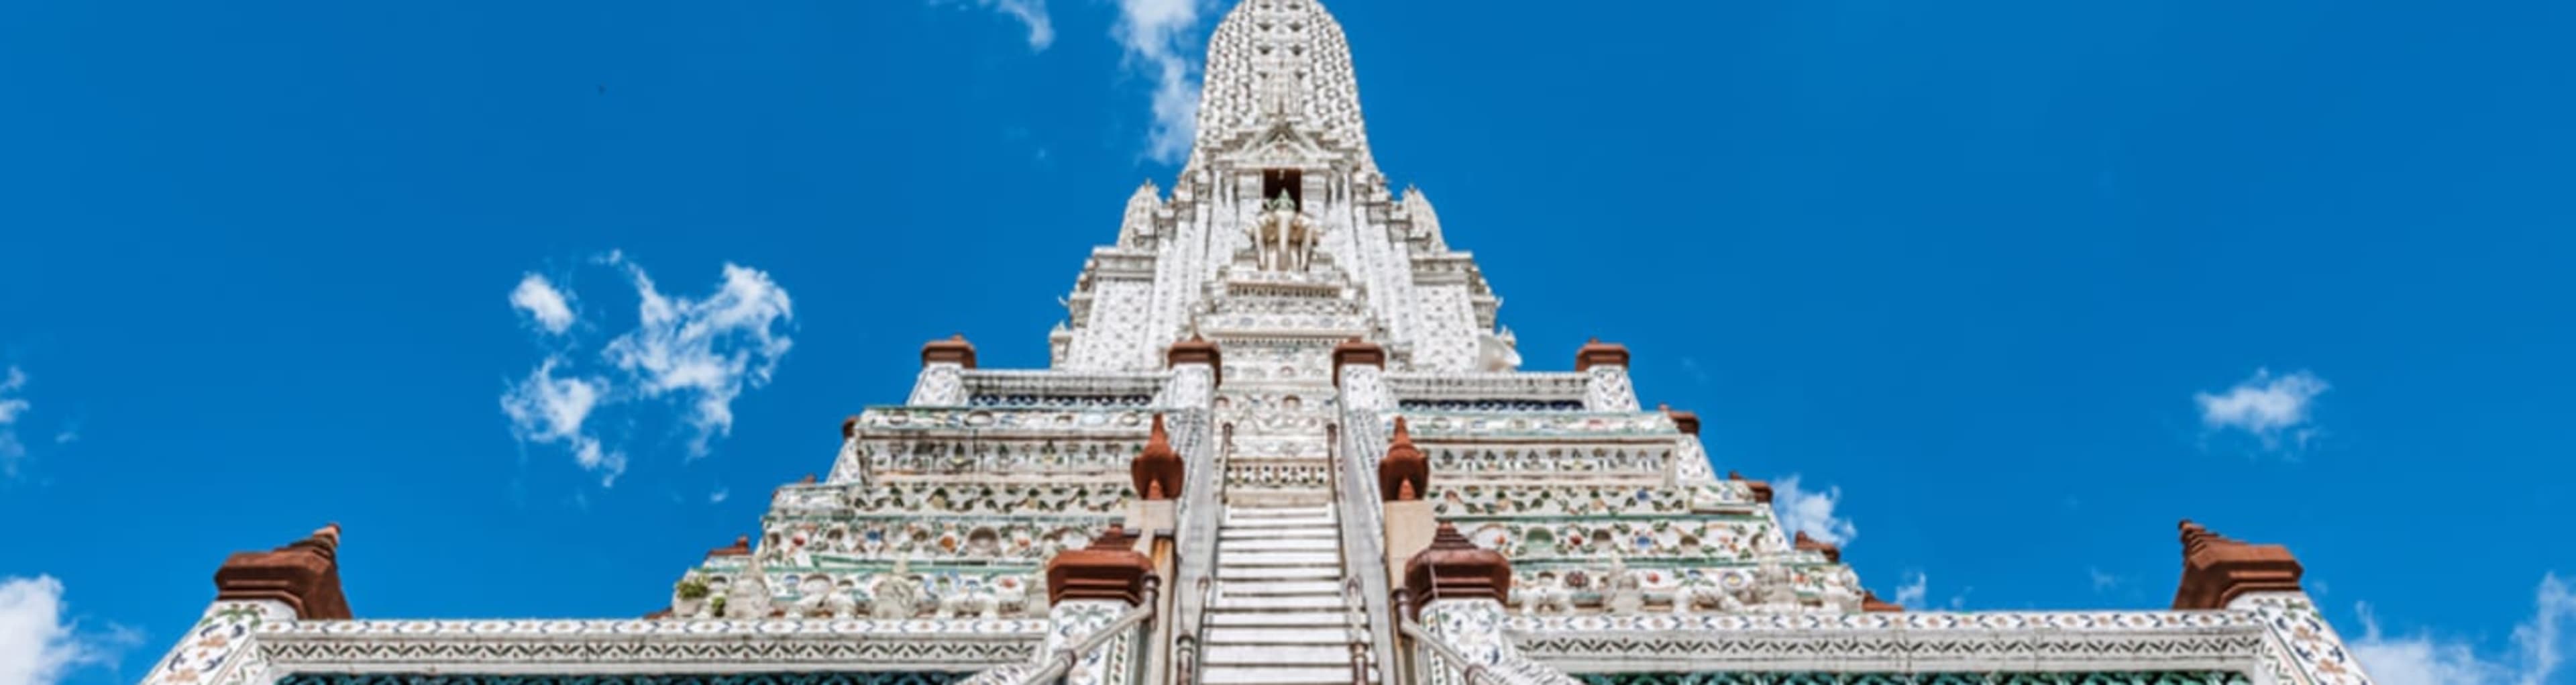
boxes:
[3,1,2573,684]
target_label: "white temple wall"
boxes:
[1069,280,1153,370]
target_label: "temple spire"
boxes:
[1190,0,1373,170]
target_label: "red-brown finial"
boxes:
[1792,531,1842,563]
[1131,414,1184,500]
[1332,337,1387,386]
[1575,339,1631,371]
[1403,522,1512,617]
[1379,417,1429,502]
[706,535,753,558]
[214,523,354,620]
[921,334,977,368]
[1729,471,1775,504]
[2171,519,2304,610]
[1046,524,1156,606]
[1862,589,1904,613]
[1662,405,1701,435]
[1167,335,1223,386]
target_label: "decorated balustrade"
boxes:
[1419,443,1678,484]
[832,433,1152,484]
[847,406,1164,437]
[670,559,1054,621]
[1426,483,1760,518]
[959,369,1169,409]
[1507,610,2270,678]
[254,617,1043,676]
[1397,412,1681,441]
[1385,372,1593,408]
[769,482,1134,515]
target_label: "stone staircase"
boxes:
[1200,503,1372,685]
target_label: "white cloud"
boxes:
[1772,474,1858,546]
[601,260,795,457]
[947,0,1054,50]
[0,366,30,476]
[2195,368,2328,450]
[510,274,577,335]
[0,576,132,685]
[2089,567,2122,592]
[1894,572,1927,609]
[500,357,622,486]
[0,368,25,423]
[1114,0,1212,163]
[501,256,794,486]
[2351,573,2576,685]
[708,488,729,504]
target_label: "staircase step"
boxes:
[1212,594,1345,611]
[1205,611,1348,627]
[1218,565,1340,580]
[1226,506,1334,517]
[1220,527,1338,539]
[1220,537,1339,551]
[1205,626,1355,645]
[1220,551,1342,566]
[1199,666,1371,685]
[1205,644,1356,666]
[1220,580,1344,596]
[1224,492,1336,508]
[1222,516,1336,529]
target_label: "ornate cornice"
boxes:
[255,619,1043,674]
[1509,611,2269,675]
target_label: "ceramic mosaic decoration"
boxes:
[141,2,2376,685]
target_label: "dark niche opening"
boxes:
[1262,168,1304,208]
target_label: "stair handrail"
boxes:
[1396,619,1487,685]
[1332,413,1400,684]
[1169,410,1225,685]
[953,577,1161,685]
[1394,620,1578,685]
[1006,576,1163,685]
[1389,588,1581,685]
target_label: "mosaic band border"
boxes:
[254,619,1045,674]
[1508,611,2273,676]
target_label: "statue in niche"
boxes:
[1518,571,1580,616]
[1603,554,1645,615]
[1671,572,1746,615]
[1752,559,1801,613]
[791,574,834,617]
[936,580,1002,619]
[871,558,921,619]
[1477,327,1522,372]
[828,578,860,618]
[1249,191,1321,272]
[724,556,775,619]
[987,576,1026,617]
[1816,577,1861,615]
